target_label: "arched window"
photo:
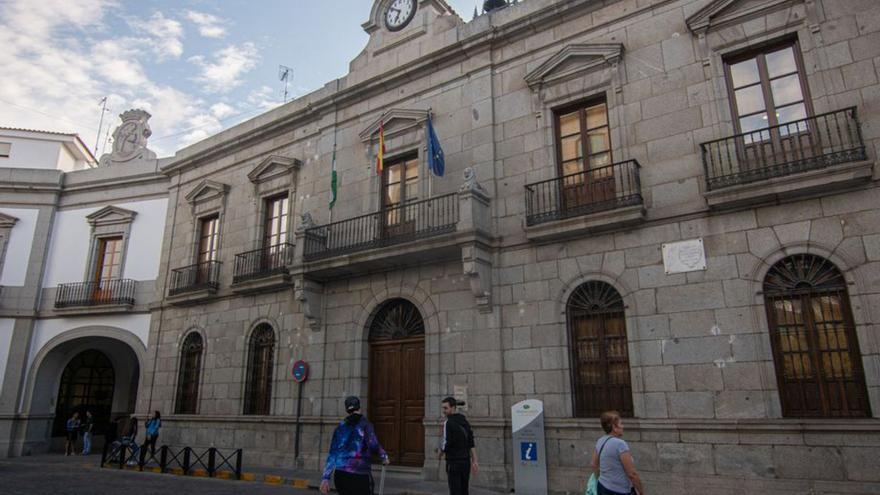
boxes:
[244,324,275,415]
[763,254,871,418]
[369,298,426,342]
[567,281,632,417]
[175,332,203,414]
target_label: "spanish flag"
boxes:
[376,119,385,175]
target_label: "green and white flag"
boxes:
[329,146,338,209]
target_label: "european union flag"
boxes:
[427,114,445,177]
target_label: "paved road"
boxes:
[0,455,311,495]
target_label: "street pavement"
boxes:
[0,454,310,495]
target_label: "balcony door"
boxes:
[262,194,290,271]
[725,39,816,173]
[555,99,614,212]
[382,156,419,239]
[197,215,220,284]
[93,236,122,302]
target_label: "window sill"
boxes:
[53,302,134,316]
[524,204,645,243]
[705,159,874,210]
[230,270,292,295]
[166,286,218,306]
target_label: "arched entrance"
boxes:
[368,299,425,467]
[52,350,115,437]
[21,330,144,455]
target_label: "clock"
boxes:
[384,0,416,32]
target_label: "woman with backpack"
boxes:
[142,411,161,458]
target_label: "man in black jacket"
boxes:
[440,397,478,495]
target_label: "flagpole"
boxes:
[329,80,340,226]
[427,108,433,199]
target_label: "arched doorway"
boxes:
[368,298,425,467]
[763,254,871,418]
[567,281,633,418]
[52,350,115,437]
[21,330,143,455]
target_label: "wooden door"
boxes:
[369,336,425,467]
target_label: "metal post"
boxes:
[294,380,304,460]
[160,445,168,472]
[235,449,243,480]
[208,448,216,477]
[183,447,191,474]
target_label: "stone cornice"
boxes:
[358,108,430,142]
[686,0,799,34]
[524,43,624,90]
[160,0,651,176]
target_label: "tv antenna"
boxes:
[94,96,110,155]
[279,65,293,103]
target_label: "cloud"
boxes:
[130,11,184,60]
[189,43,260,93]
[210,102,236,119]
[185,10,227,38]
[0,0,245,157]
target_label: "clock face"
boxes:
[384,0,416,32]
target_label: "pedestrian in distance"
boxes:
[320,396,390,495]
[122,415,140,466]
[80,410,94,455]
[64,412,80,456]
[142,411,161,458]
[440,397,478,495]
[589,410,644,495]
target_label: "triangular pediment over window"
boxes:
[0,212,18,229]
[525,44,624,90]
[687,0,795,34]
[359,108,430,143]
[86,205,137,227]
[248,155,302,184]
[185,180,230,204]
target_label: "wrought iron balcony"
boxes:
[701,107,867,191]
[55,279,136,308]
[525,160,643,226]
[233,243,294,283]
[169,260,221,296]
[303,192,459,262]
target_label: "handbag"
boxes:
[585,437,612,495]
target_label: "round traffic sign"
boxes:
[292,360,309,383]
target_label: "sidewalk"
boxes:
[240,463,504,495]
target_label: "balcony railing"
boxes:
[525,159,643,226]
[233,243,294,283]
[55,279,136,308]
[701,107,867,191]
[169,260,221,296]
[303,192,459,261]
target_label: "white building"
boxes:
[0,128,96,172]
[0,114,169,455]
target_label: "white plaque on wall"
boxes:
[453,384,468,411]
[662,238,707,274]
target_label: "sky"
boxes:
[0,0,482,158]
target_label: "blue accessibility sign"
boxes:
[520,442,538,462]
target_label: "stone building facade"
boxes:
[3,0,879,493]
